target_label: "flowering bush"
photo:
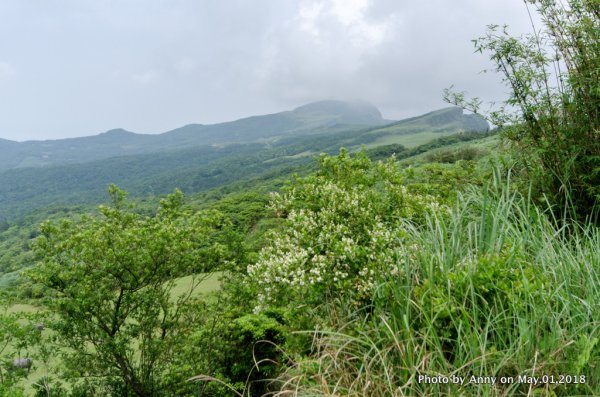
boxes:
[248,150,445,312]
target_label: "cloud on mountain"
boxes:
[0,0,535,140]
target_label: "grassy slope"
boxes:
[369,129,459,147]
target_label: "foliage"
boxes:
[28,186,233,396]
[424,145,489,163]
[0,108,490,221]
[0,128,571,397]
[446,0,599,219]
[0,294,44,392]
[0,131,494,287]
[276,178,600,396]
[248,150,448,317]
[206,192,271,235]
[169,282,287,397]
[192,311,285,396]
[0,219,9,233]
[0,125,596,397]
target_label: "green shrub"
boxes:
[248,150,444,315]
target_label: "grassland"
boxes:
[368,130,457,147]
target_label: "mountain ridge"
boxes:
[0,103,489,219]
[0,100,391,171]
[0,101,486,172]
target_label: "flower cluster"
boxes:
[248,152,447,312]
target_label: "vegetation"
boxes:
[0,107,487,220]
[1,132,598,396]
[259,156,599,396]
[0,1,597,395]
[446,0,599,220]
[27,186,236,396]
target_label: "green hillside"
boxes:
[0,102,486,173]
[0,106,488,219]
[0,103,496,397]
[363,107,489,146]
[1,0,597,394]
[0,100,390,172]
[1,123,598,396]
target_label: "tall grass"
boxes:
[276,175,600,396]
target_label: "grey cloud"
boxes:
[0,61,16,81]
[0,0,535,140]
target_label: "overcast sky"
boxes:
[0,0,537,141]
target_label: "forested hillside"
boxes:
[0,106,487,219]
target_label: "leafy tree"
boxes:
[445,0,599,219]
[29,185,232,396]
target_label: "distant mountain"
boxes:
[0,100,390,172]
[0,102,487,173]
[291,100,388,125]
[0,104,489,219]
[162,100,389,145]
[365,107,489,137]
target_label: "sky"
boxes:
[0,0,537,141]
